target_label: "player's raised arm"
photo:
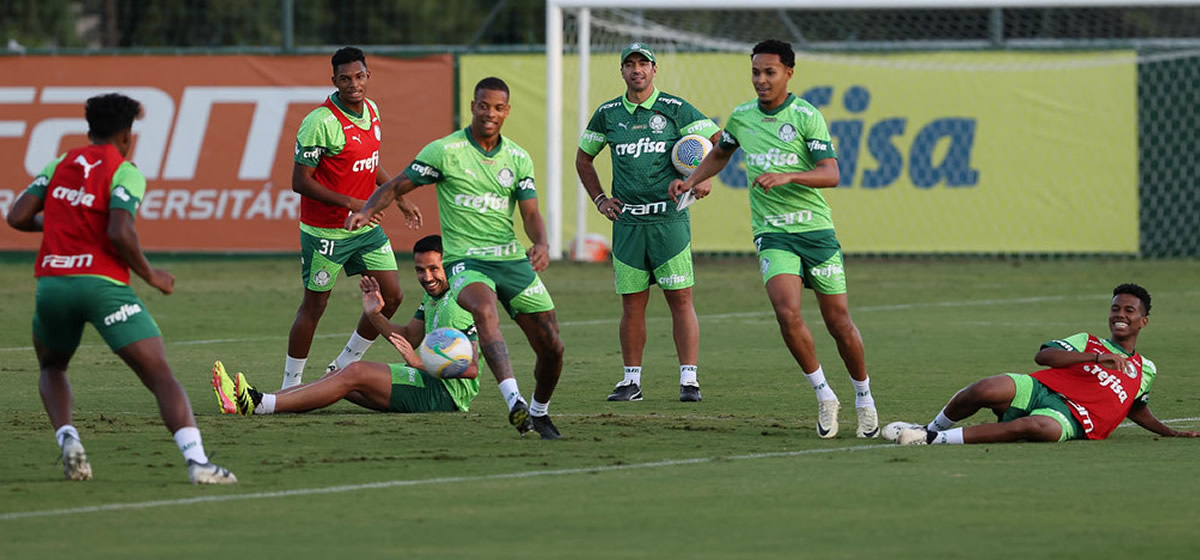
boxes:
[359,275,411,339]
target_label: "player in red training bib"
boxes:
[6,93,237,484]
[283,46,422,391]
[884,283,1200,445]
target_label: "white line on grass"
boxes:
[0,443,887,521]
[4,417,1198,522]
[0,292,1107,353]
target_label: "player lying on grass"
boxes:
[885,283,1200,445]
[212,235,483,416]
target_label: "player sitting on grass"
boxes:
[212,235,482,416]
[885,283,1200,445]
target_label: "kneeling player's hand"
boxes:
[388,332,423,370]
[360,276,384,315]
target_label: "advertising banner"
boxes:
[460,51,1137,253]
[0,55,454,252]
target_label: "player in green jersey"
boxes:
[285,46,422,391]
[576,43,721,403]
[885,284,1200,445]
[347,78,565,439]
[671,40,880,439]
[213,235,484,416]
[6,93,236,484]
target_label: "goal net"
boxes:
[543,0,1200,258]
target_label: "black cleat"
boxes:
[606,382,643,401]
[509,400,533,435]
[530,414,562,440]
[679,384,702,402]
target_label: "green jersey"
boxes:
[579,88,719,225]
[414,290,480,411]
[294,94,380,167]
[719,93,839,236]
[404,128,537,262]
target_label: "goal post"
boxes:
[545,0,1200,258]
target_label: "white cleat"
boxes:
[856,405,880,438]
[326,360,339,375]
[61,435,93,481]
[882,421,923,442]
[896,426,931,446]
[817,399,840,439]
[187,460,238,484]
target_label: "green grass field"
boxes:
[2,256,1199,559]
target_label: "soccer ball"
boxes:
[671,134,713,177]
[419,327,472,378]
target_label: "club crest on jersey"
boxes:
[497,167,515,187]
[778,123,799,142]
[649,114,667,133]
[313,269,332,287]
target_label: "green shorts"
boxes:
[33,275,162,353]
[612,220,694,294]
[387,364,459,413]
[300,225,397,292]
[444,258,555,318]
[755,230,847,295]
[998,373,1085,442]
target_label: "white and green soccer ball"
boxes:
[419,327,472,378]
[671,134,713,177]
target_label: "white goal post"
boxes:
[544,0,1200,259]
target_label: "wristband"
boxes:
[593,193,608,209]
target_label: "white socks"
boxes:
[621,366,642,386]
[55,425,81,448]
[173,426,209,464]
[804,366,838,401]
[618,366,700,387]
[282,355,307,389]
[530,398,550,417]
[333,332,374,371]
[852,377,874,408]
[930,427,964,445]
[928,409,957,432]
[498,378,523,411]
[680,365,698,387]
[256,394,277,415]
